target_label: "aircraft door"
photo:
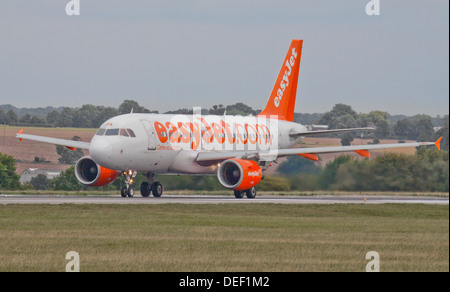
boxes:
[141,120,157,150]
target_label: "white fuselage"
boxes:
[89,114,306,174]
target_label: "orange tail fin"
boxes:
[258,39,303,122]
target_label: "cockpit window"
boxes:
[96,128,106,136]
[102,128,136,137]
[105,129,120,136]
[120,129,129,137]
[126,129,136,137]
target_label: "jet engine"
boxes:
[75,156,119,187]
[217,158,263,191]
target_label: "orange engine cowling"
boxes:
[217,159,263,191]
[75,156,119,187]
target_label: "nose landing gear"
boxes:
[120,170,137,197]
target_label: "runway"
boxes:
[0,194,448,205]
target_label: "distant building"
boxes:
[20,168,61,184]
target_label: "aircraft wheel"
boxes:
[121,186,127,198]
[234,190,244,199]
[152,182,163,197]
[127,188,134,197]
[245,187,257,199]
[141,182,151,198]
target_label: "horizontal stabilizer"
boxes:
[289,127,374,137]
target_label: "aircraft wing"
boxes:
[196,138,442,163]
[289,127,374,137]
[16,129,90,150]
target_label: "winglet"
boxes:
[435,137,442,151]
[17,128,24,141]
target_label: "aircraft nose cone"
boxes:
[90,138,113,164]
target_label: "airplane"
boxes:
[16,40,442,198]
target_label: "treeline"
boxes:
[2,148,447,193]
[280,149,448,192]
[0,100,157,128]
[316,104,448,146]
[1,101,448,142]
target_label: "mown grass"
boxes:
[0,204,448,272]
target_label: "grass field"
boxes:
[0,204,448,272]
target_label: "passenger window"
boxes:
[126,129,136,137]
[120,129,129,137]
[105,129,120,136]
[96,128,106,136]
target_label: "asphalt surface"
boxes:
[0,194,448,205]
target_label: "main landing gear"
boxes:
[140,181,163,198]
[120,171,164,198]
[234,187,257,199]
[140,172,163,198]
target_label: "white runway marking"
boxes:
[0,194,448,205]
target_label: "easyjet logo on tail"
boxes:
[274,47,298,108]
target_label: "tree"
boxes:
[119,100,155,115]
[318,155,353,189]
[94,106,119,127]
[46,110,62,126]
[394,118,416,139]
[19,114,46,126]
[394,116,435,141]
[414,117,434,142]
[277,156,321,176]
[0,108,6,124]
[31,174,50,190]
[318,104,360,146]
[60,107,75,127]
[50,166,85,191]
[6,109,18,125]
[318,104,358,127]
[368,111,391,138]
[0,153,20,189]
[56,136,85,164]
[72,104,101,128]
[209,104,226,115]
[227,103,258,116]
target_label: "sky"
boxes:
[0,0,448,116]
